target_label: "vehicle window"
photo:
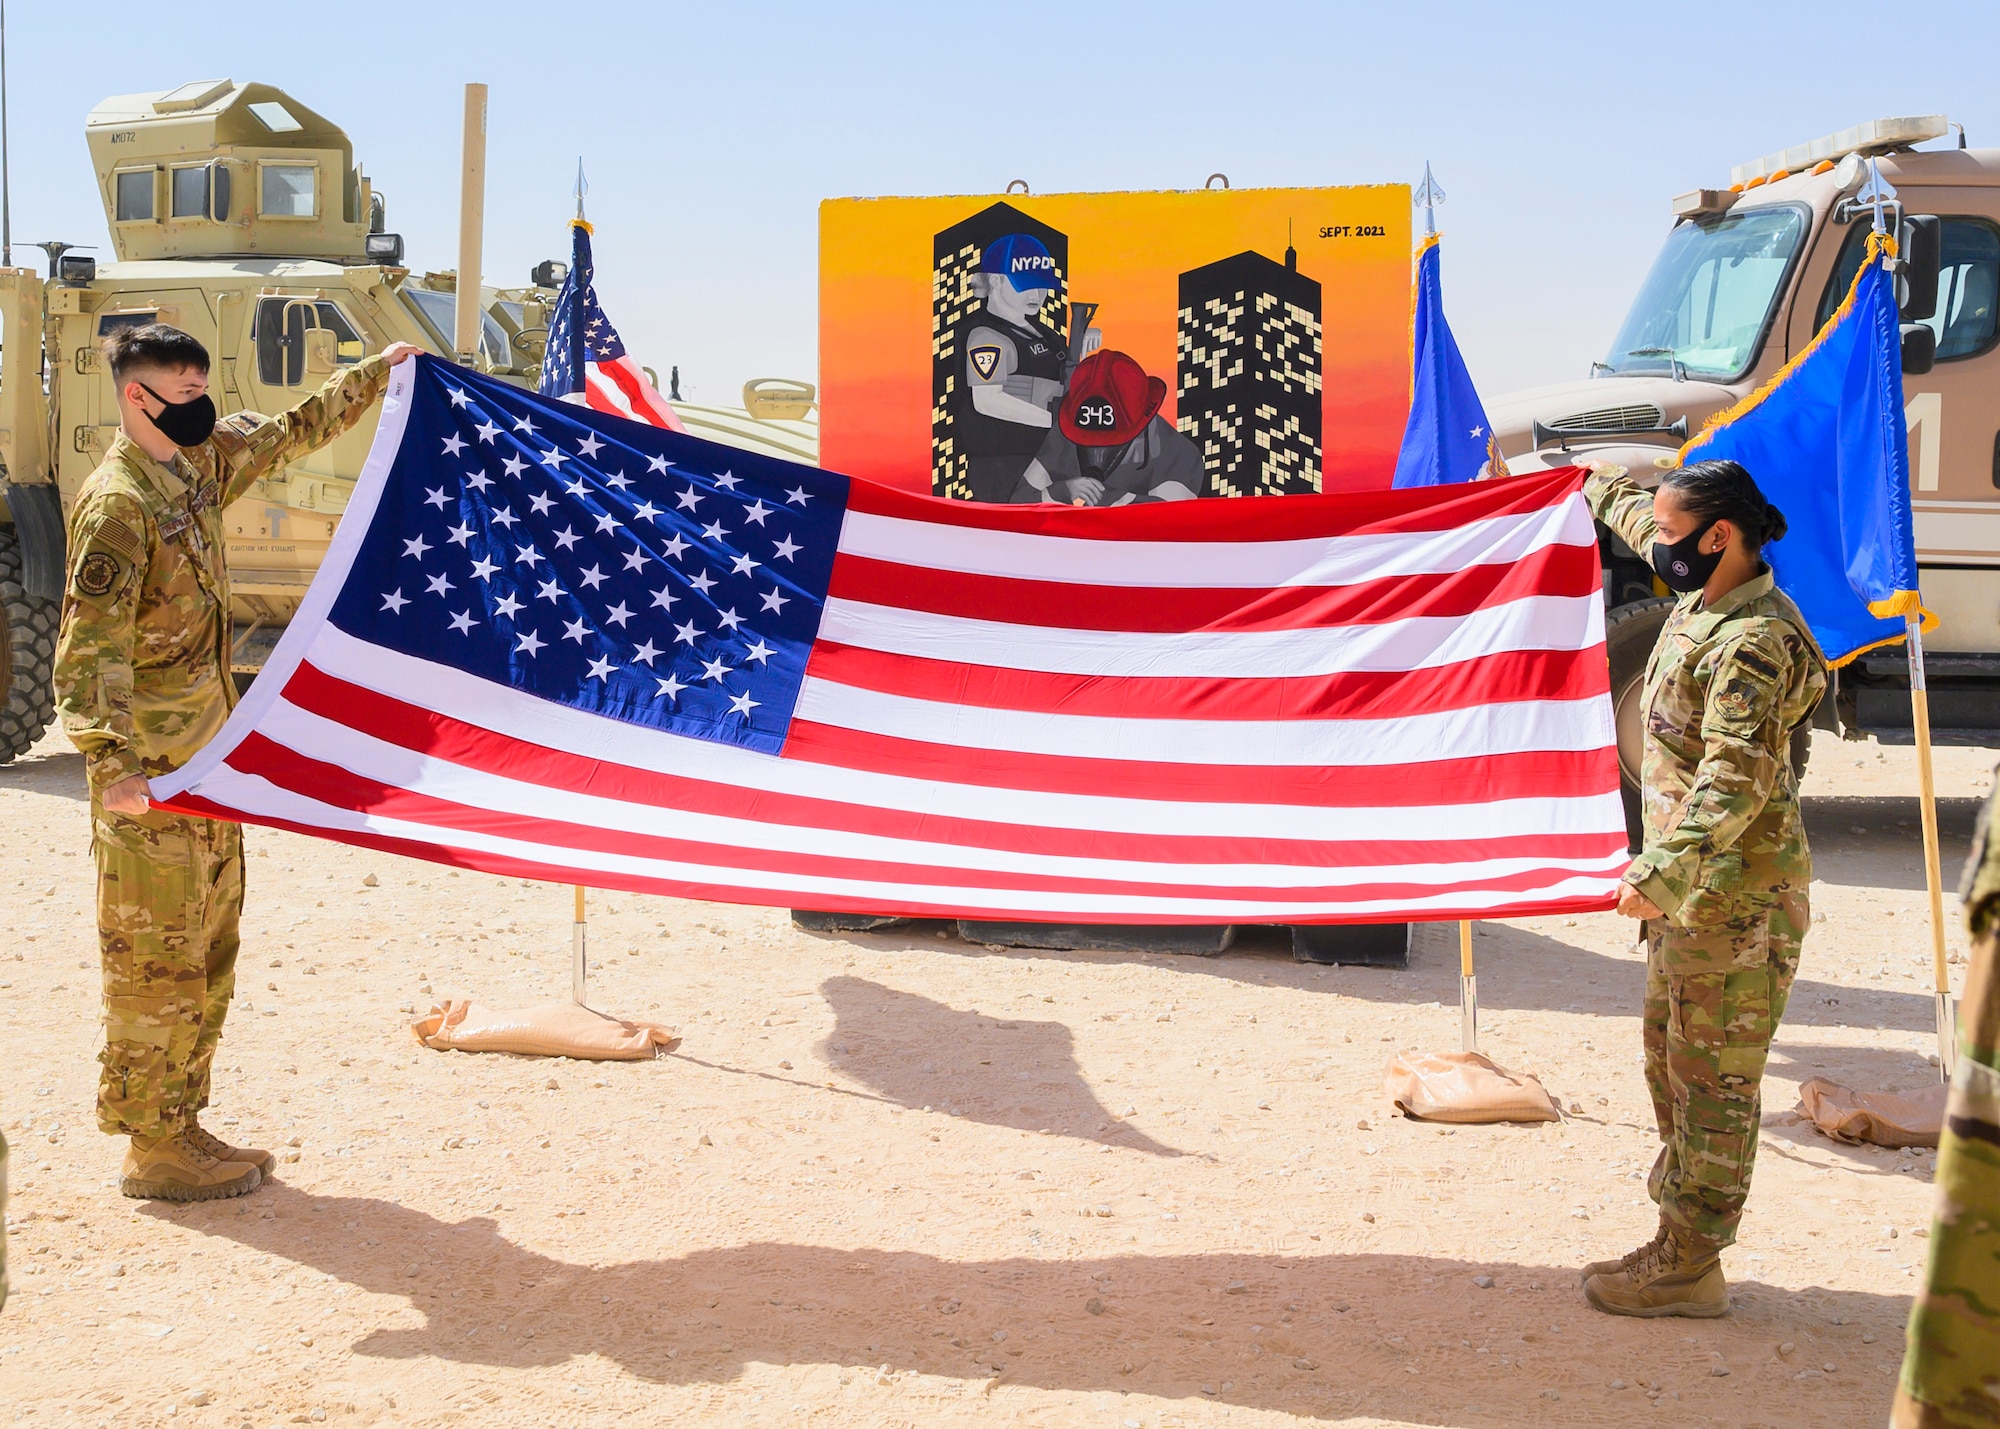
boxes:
[1604,206,1806,381]
[253,297,368,386]
[115,170,154,222]
[404,287,508,367]
[1816,217,2000,361]
[248,101,302,134]
[260,164,315,218]
[171,166,208,219]
[97,312,157,338]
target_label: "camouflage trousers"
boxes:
[1641,885,1807,1253]
[92,800,242,1138]
[1895,927,2000,1427]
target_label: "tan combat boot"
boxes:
[1578,1224,1668,1285]
[120,1131,262,1202]
[186,1120,275,1175]
[1583,1229,1729,1318]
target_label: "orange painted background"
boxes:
[820,185,1412,494]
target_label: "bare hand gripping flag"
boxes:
[152,356,1628,923]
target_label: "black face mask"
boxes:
[1650,518,1722,594]
[138,382,218,448]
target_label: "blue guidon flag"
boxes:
[152,356,1629,923]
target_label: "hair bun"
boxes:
[1762,500,1788,544]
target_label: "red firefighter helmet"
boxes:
[1058,350,1167,447]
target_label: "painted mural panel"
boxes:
[820,186,1411,498]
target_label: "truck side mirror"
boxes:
[1901,322,1936,376]
[1898,215,1941,322]
[303,328,338,377]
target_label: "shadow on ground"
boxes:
[0,746,88,802]
[158,1185,1911,1424]
[814,975,1185,1156]
[1801,793,1982,892]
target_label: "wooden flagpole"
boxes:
[1907,616,1955,1080]
[571,884,589,1007]
[1459,920,1478,1053]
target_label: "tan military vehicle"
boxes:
[0,79,818,763]
[1492,116,2000,825]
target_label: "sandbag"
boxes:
[411,999,681,1060]
[1794,1076,1945,1149]
[1384,1050,1560,1124]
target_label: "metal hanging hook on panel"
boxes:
[1205,173,1229,190]
[1005,179,1029,194]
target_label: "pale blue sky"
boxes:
[9,1,1998,411]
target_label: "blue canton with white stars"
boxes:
[539,222,624,399]
[330,356,847,756]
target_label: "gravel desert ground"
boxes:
[1,725,1992,1429]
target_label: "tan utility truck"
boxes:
[1492,116,2000,827]
[0,79,820,763]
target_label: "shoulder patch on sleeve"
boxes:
[208,412,269,469]
[74,550,124,597]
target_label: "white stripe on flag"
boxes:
[181,762,1627,919]
[816,590,1604,679]
[275,625,1625,842]
[244,695,1630,889]
[836,490,1596,589]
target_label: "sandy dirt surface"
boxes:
[1,725,1993,1428]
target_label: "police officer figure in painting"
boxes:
[1579,458,1828,1318]
[949,234,1068,502]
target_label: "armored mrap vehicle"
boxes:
[0,79,818,762]
[1492,116,2000,823]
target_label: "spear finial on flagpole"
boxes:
[1414,161,1445,237]
[575,158,589,225]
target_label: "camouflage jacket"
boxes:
[56,355,392,796]
[1967,767,2000,941]
[1586,469,1829,919]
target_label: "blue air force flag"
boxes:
[1392,234,1505,489]
[1680,232,1933,665]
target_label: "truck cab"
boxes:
[1491,116,2000,821]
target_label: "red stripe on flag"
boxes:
[781,717,1618,809]
[273,660,1621,862]
[212,729,1618,905]
[154,786,1622,925]
[803,643,1608,722]
[827,539,1601,633]
[842,466,1587,540]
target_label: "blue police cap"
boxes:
[980,234,1059,293]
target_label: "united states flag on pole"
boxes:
[152,356,1629,923]
[538,220,685,431]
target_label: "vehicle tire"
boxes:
[1605,597,1674,851]
[1790,722,1812,783]
[0,524,59,765]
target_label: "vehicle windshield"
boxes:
[403,287,508,369]
[1603,206,1805,380]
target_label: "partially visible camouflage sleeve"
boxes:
[1583,466,1658,556]
[1624,625,1794,917]
[1895,775,2000,1424]
[211,352,392,508]
[1964,767,2000,943]
[54,489,150,796]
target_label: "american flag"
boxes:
[152,356,1629,923]
[538,220,684,431]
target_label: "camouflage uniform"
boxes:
[56,354,391,1138]
[1895,770,2000,1425]
[1587,469,1828,1254]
